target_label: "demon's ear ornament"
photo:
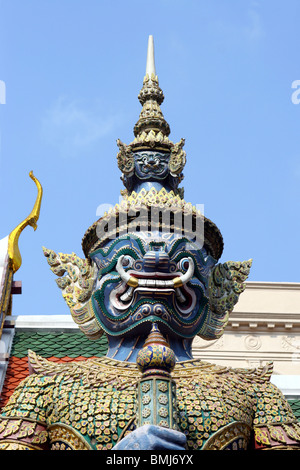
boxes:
[116,139,135,176]
[168,138,186,176]
[42,247,103,340]
[198,259,252,341]
[210,258,252,315]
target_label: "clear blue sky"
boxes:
[0,0,299,316]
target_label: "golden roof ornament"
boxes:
[8,172,43,273]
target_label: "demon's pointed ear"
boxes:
[209,259,252,315]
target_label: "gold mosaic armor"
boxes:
[0,353,299,450]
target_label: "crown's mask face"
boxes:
[120,150,183,195]
[134,151,169,180]
[89,232,216,339]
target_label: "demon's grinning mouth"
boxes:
[113,255,196,311]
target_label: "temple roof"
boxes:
[0,317,108,410]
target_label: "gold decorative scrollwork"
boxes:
[202,421,252,450]
[48,423,93,450]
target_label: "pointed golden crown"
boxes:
[116,36,186,178]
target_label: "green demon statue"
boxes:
[1,36,299,451]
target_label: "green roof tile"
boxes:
[10,331,108,358]
[289,400,300,421]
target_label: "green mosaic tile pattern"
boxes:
[289,400,300,421]
[11,330,108,358]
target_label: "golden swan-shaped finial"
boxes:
[8,171,43,273]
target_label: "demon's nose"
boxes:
[143,249,171,273]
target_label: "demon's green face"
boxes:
[89,232,217,339]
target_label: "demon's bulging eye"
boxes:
[119,255,134,269]
[178,258,191,272]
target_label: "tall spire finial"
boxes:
[116,36,187,195]
[133,35,170,140]
[145,35,156,78]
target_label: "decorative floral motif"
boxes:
[158,419,169,428]
[141,383,150,393]
[158,394,168,405]
[158,407,168,418]
[142,395,151,405]
[158,383,168,393]
[142,408,151,418]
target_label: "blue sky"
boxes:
[0,0,300,316]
